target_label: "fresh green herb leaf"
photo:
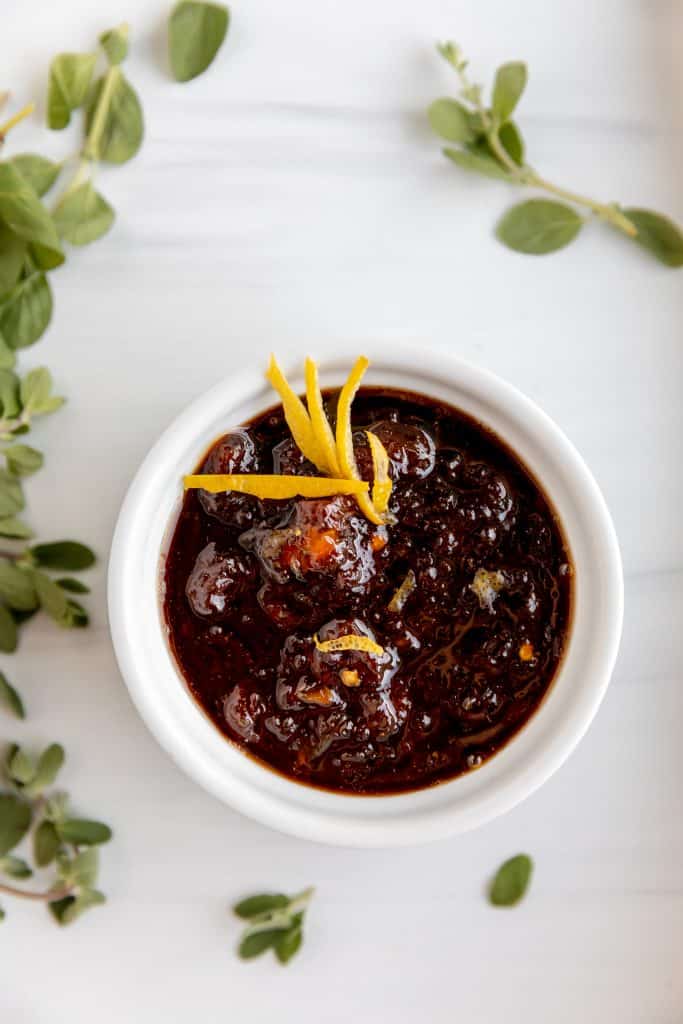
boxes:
[498,120,524,166]
[489,853,533,906]
[3,444,44,477]
[53,182,115,247]
[23,743,65,798]
[0,370,20,418]
[0,272,53,349]
[20,368,63,416]
[34,820,60,867]
[0,518,32,539]
[0,469,25,517]
[496,199,582,254]
[31,570,70,625]
[621,208,683,268]
[0,854,32,878]
[7,746,35,785]
[0,672,24,719]
[233,893,290,919]
[84,68,144,165]
[169,1,230,83]
[427,99,475,144]
[0,164,64,267]
[491,62,527,123]
[0,560,37,611]
[99,24,130,65]
[8,155,62,198]
[31,541,95,571]
[0,338,16,372]
[57,847,99,887]
[274,923,303,964]
[47,53,97,130]
[57,818,112,846]
[65,598,89,627]
[238,929,283,959]
[0,793,31,856]
[0,605,18,652]
[443,146,512,181]
[55,577,90,594]
[50,887,105,925]
[0,224,27,297]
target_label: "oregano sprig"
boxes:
[233,887,314,964]
[429,41,683,264]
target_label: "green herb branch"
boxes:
[430,42,683,263]
[233,887,314,964]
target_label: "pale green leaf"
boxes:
[53,182,115,246]
[47,53,97,130]
[496,199,583,254]
[169,1,230,82]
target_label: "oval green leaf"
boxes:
[24,743,65,798]
[0,604,18,652]
[8,155,62,198]
[0,224,27,298]
[0,671,25,719]
[100,24,130,65]
[31,541,96,571]
[4,444,44,477]
[0,272,53,349]
[34,819,60,867]
[0,469,25,517]
[427,99,475,144]
[621,208,683,268]
[496,199,582,254]
[491,61,528,123]
[84,69,144,165]
[498,120,525,166]
[56,577,90,594]
[274,924,303,964]
[238,928,282,960]
[169,1,230,83]
[54,182,115,247]
[47,53,97,130]
[233,893,290,919]
[0,854,32,879]
[443,146,512,181]
[0,560,38,611]
[489,853,533,906]
[0,794,31,856]
[57,818,112,845]
[0,164,64,266]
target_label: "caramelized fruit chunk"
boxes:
[198,429,262,529]
[355,421,436,481]
[185,542,256,618]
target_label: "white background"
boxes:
[2,1,682,1021]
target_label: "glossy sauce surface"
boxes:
[163,388,572,794]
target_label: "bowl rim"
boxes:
[108,344,623,847]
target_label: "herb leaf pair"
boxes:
[0,743,112,924]
[430,42,683,264]
[234,887,313,964]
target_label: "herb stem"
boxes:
[83,67,119,161]
[454,60,638,238]
[0,101,35,142]
[0,880,72,902]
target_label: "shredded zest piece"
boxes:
[335,355,384,525]
[314,633,385,656]
[339,669,361,687]
[305,357,341,477]
[365,430,392,514]
[470,568,506,611]
[184,474,369,498]
[387,569,417,613]
[266,355,327,474]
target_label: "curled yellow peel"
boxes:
[305,357,341,477]
[266,355,327,474]
[365,430,392,514]
[335,356,384,525]
[387,569,416,613]
[184,474,369,498]
[314,633,385,656]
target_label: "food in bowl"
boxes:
[163,356,572,794]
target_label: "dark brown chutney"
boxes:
[163,388,572,794]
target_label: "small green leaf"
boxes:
[0,369,20,417]
[84,69,144,165]
[100,23,130,65]
[491,61,528,123]
[0,224,27,298]
[56,577,90,594]
[498,121,525,166]
[31,541,95,571]
[169,1,230,83]
[496,199,583,254]
[3,445,44,477]
[274,924,303,964]
[65,599,89,627]
[44,793,68,824]
[0,672,25,719]
[0,273,53,349]
[0,605,18,652]
[0,560,37,611]
[238,929,283,959]
[233,893,290,919]
[50,887,105,925]
[57,847,99,887]
[621,208,683,268]
[443,147,512,181]
[53,183,115,247]
[8,746,35,785]
[0,793,31,856]
[489,853,533,906]
[0,854,32,879]
[0,517,33,540]
[0,469,25,518]
[57,818,112,846]
[8,155,62,198]
[0,334,16,370]
[34,820,60,867]
[32,571,70,625]
[24,743,65,798]
[0,164,64,267]
[427,99,475,144]
[20,367,59,415]
[47,52,97,130]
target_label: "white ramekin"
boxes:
[108,346,623,847]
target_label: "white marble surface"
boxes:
[2,0,682,1020]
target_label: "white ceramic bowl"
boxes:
[108,346,623,847]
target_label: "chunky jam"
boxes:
[163,388,572,794]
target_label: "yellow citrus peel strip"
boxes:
[184,474,369,498]
[387,569,416,613]
[314,633,385,656]
[334,355,384,525]
[266,355,328,474]
[365,430,392,514]
[305,357,341,477]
